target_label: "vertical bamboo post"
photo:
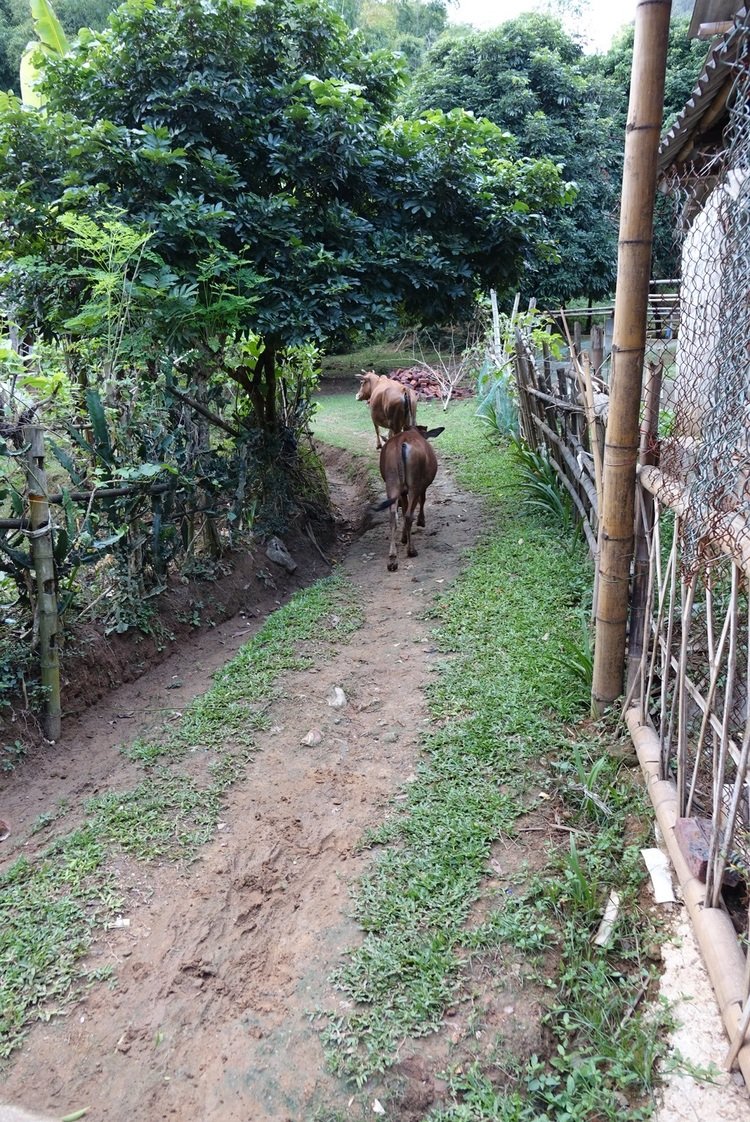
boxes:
[490,287,502,364]
[627,361,662,693]
[514,332,538,450]
[23,424,62,741]
[591,0,672,715]
[591,323,605,375]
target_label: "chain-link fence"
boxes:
[636,20,750,924]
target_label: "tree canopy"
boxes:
[401,13,621,307]
[0,0,116,93]
[0,0,568,434]
[338,0,449,69]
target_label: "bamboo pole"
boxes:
[625,708,750,1088]
[628,362,662,694]
[592,0,672,714]
[23,425,61,741]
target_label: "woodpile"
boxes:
[386,366,473,402]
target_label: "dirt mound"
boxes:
[1,443,374,754]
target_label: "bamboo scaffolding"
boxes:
[705,567,740,903]
[639,465,750,577]
[628,363,662,694]
[676,574,698,813]
[684,602,733,816]
[655,637,744,770]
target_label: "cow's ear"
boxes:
[425,427,445,439]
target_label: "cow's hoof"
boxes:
[407,547,418,558]
[417,516,425,527]
[387,559,398,572]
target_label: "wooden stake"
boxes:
[591,0,672,714]
[627,362,662,693]
[23,425,61,741]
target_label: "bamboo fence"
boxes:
[623,13,750,1079]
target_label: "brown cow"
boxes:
[355,371,417,450]
[377,425,444,571]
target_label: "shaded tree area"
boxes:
[593,16,709,277]
[0,0,116,93]
[594,16,708,129]
[336,0,450,69]
[1,0,567,466]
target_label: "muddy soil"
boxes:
[0,443,509,1121]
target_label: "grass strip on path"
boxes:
[0,572,363,1060]
[314,399,671,1120]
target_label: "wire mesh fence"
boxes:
[634,20,750,969]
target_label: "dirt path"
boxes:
[1,456,484,1122]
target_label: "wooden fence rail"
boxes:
[513,333,602,554]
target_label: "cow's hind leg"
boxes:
[387,502,399,571]
[417,490,427,527]
[400,495,410,545]
[404,495,418,557]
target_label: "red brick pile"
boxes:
[387,366,473,402]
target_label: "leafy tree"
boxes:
[594,15,708,130]
[1,0,568,437]
[401,13,621,307]
[593,16,709,277]
[0,0,115,94]
[338,0,449,69]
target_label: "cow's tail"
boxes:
[403,389,416,429]
[398,439,409,499]
[373,496,397,512]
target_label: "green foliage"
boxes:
[590,16,708,279]
[0,0,115,95]
[476,307,564,437]
[19,0,70,106]
[401,13,710,304]
[507,435,576,537]
[401,14,619,306]
[340,0,449,70]
[0,830,119,1059]
[0,0,568,436]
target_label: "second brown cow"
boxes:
[377,425,444,571]
[356,371,417,450]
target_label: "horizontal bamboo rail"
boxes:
[531,415,599,513]
[0,483,172,530]
[626,707,750,1086]
[525,386,583,414]
[639,465,750,577]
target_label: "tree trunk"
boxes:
[591,0,672,715]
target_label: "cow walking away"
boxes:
[377,425,444,571]
[356,371,417,450]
